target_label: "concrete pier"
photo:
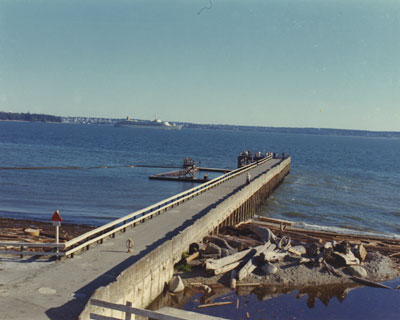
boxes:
[0,157,290,320]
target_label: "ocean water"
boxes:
[0,121,399,237]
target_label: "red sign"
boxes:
[51,210,62,222]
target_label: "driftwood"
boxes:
[235,282,261,287]
[322,260,342,277]
[204,236,236,253]
[243,225,277,243]
[205,243,222,255]
[197,301,233,308]
[201,253,221,260]
[299,257,312,264]
[288,245,306,255]
[205,245,264,271]
[260,250,287,263]
[332,251,360,266]
[230,270,237,290]
[199,217,399,290]
[351,276,396,290]
[237,242,274,280]
[254,216,294,227]
[185,252,199,263]
[219,234,262,249]
[250,219,400,253]
[353,244,367,262]
[214,262,241,276]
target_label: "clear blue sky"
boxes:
[1,0,399,131]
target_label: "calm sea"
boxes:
[0,121,399,237]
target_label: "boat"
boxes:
[114,117,183,130]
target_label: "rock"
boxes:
[347,266,368,278]
[324,242,333,250]
[169,276,185,293]
[291,245,307,255]
[205,243,222,255]
[189,243,200,254]
[262,263,278,275]
[353,244,367,262]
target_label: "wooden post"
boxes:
[125,301,132,320]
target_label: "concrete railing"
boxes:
[0,155,274,258]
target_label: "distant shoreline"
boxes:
[1,111,399,139]
[0,119,64,124]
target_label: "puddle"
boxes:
[149,278,400,319]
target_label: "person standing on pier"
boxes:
[246,172,251,184]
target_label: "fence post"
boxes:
[125,301,132,320]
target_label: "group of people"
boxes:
[271,152,287,159]
[237,150,271,168]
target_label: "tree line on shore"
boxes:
[0,111,62,123]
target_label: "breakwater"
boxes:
[82,157,290,319]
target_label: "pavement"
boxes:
[0,159,282,320]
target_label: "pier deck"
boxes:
[0,158,287,320]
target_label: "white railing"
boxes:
[0,155,276,258]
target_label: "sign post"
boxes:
[51,210,63,254]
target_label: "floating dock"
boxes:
[148,158,231,183]
[149,167,231,183]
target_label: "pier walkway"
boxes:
[0,158,287,320]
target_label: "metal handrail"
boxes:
[0,155,274,257]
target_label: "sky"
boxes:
[0,0,399,131]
